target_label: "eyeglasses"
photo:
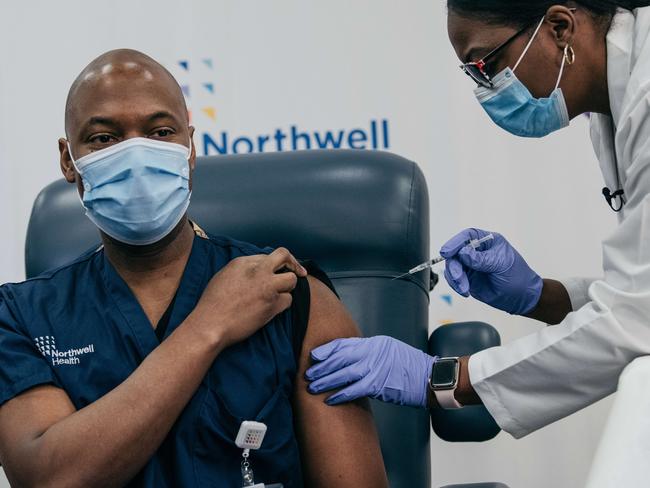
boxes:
[459,24,533,88]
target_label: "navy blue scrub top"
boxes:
[0,228,308,487]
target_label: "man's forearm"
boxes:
[525,279,573,325]
[29,313,222,488]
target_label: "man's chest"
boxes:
[29,299,295,415]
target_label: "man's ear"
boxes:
[546,6,577,49]
[188,126,196,171]
[58,138,76,183]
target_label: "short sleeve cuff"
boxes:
[0,370,60,407]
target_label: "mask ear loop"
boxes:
[553,45,571,91]
[66,139,81,173]
[553,44,576,92]
[512,16,546,72]
[64,139,90,208]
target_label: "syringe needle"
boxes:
[391,234,494,281]
[391,271,413,281]
[392,256,445,281]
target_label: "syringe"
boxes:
[392,234,494,281]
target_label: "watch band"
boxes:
[434,387,463,409]
[430,357,464,410]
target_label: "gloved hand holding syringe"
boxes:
[392,234,495,281]
[307,228,544,410]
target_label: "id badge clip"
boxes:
[237,421,284,488]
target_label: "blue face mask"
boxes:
[69,137,192,246]
[474,17,570,138]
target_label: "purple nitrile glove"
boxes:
[440,228,543,315]
[306,336,436,408]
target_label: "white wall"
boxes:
[0,1,618,487]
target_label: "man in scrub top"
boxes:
[0,49,387,488]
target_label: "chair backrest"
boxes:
[25,149,432,488]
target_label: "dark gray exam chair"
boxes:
[431,322,507,488]
[26,149,502,488]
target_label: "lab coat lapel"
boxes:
[590,9,636,215]
[606,9,635,125]
[590,114,619,200]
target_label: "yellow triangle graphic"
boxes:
[202,107,217,122]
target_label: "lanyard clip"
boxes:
[602,187,626,213]
[237,421,268,487]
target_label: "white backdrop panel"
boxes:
[0,1,618,487]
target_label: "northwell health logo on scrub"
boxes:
[34,336,95,366]
[173,58,391,156]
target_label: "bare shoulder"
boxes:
[291,275,387,487]
[303,275,360,342]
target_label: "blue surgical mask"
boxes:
[474,17,570,138]
[68,137,192,246]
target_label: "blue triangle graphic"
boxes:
[203,83,214,94]
[203,58,213,69]
[441,295,453,306]
[181,85,191,98]
[179,60,189,71]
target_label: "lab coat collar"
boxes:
[605,9,636,125]
[589,9,637,213]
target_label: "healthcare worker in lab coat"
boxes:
[306,1,650,439]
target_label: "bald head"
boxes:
[59,48,195,191]
[64,49,188,138]
[60,47,194,173]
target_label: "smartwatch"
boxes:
[429,357,463,409]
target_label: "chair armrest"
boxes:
[429,322,501,442]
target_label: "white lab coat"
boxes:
[584,357,650,488]
[469,7,650,439]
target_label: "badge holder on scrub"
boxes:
[236,421,284,488]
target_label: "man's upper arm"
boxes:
[292,276,388,488]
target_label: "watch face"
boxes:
[432,359,458,389]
